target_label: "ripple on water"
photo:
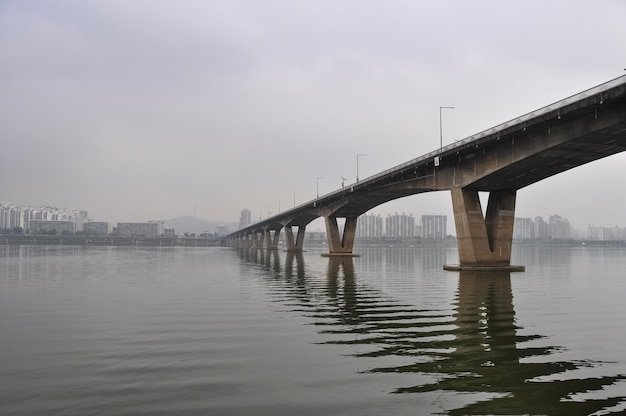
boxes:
[2,245,626,415]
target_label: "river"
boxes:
[1,244,625,415]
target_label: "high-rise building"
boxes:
[73,210,89,232]
[514,217,534,240]
[534,216,549,239]
[239,209,252,229]
[587,224,626,241]
[549,214,571,239]
[513,215,573,240]
[385,212,415,239]
[115,221,163,237]
[421,215,447,240]
[356,213,383,239]
[29,220,76,235]
[83,221,110,235]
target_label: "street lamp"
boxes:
[316,177,323,198]
[293,191,298,207]
[356,154,367,182]
[439,106,455,152]
[278,199,282,213]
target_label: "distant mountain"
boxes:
[164,216,237,235]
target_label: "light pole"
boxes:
[278,199,282,213]
[316,177,323,198]
[293,191,298,207]
[356,154,367,182]
[439,106,455,152]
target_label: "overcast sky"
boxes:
[1,0,625,229]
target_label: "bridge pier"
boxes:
[284,225,306,252]
[265,228,282,250]
[448,188,523,270]
[322,216,359,257]
[253,230,265,248]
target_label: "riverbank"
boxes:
[0,235,224,247]
[1,235,624,248]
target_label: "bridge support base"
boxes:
[321,252,361,257]
[323,216,358,256]
[253,231,265,248]
[284,225,306,252]
[443,264,525,272]
[265,228,282,250]
[450,188,520,269]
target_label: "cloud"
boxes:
[1,0,626,226]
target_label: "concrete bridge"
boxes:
[227,75,626,269]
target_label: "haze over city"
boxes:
[2,1,626,229]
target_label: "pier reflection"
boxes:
[236,248,626,415]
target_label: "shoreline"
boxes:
[0,235,224,247]
[1,235,624,248]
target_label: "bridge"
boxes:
[227,75,626,269]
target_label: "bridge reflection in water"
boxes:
[237,248,626,415]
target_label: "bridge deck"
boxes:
[231,75,626,235]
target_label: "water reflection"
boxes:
[237,248,626,415]
[357,246,448,272]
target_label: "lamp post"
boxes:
[278,200,282,213]
[293,191,298,207]
[356,154,367,182]
[316,177,323,198]
[439,106,455,153]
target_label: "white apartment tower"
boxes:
[385,212,415,239]
[239,209,252,229]
[421,215,447,240]
[356,213,383,238]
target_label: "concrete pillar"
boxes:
[451,188,516,267]
[285,225,306,251]
[265,228,282,250]
[324,216,358,255]
[252,231,265,248]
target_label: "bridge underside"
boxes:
[465,109,626,191]
[228,77,626,268]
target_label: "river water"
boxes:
[1,244,625,415]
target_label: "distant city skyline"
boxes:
[4,196,626,235]
[4,198,626,241]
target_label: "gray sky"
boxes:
[2,0,625,229]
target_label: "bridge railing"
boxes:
[353,74,626,190]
